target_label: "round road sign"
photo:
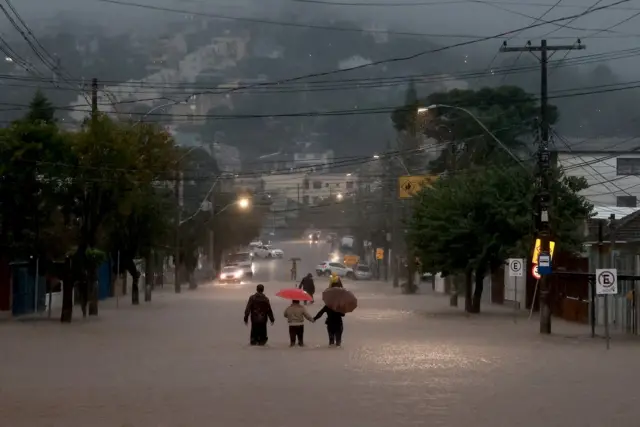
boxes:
[531,264,541,280]
[510,259,522,273]
[598,271,615,289]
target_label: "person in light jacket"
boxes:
[284,300,314,347]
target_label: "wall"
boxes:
[558,151,640,206]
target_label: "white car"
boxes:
[225,252,254,277]
[266,245,284,258]
[218,266,244,284]
[252,244,275,258]
[316,261,354,278]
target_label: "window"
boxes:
[346,181,354,189]
[617,196,637,207]
[616,158,640,175]
[313,181,322,189]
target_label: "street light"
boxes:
[418,104,527,170]
[238,197,250,210]
[336,193,344,201]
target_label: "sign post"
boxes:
[596,268,618,350]
[375,248,384,280]
[508,258,524,322]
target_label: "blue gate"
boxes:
[11,262,46,316]
[98,260,111,300]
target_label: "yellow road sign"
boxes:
[344,255,359,267]
[376,248,384,260]
[531,239,556,264]
[398,175,437,199]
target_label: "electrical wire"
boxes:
[83,0,631,117]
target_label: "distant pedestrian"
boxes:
[244,284,275,346]
[290,260,297,281]
[284,300,314,347]
[298,273,316,305]
[329,273,343,288]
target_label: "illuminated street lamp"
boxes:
[417,103,526,170]
[336,193,344,201]
[238,197,250,209]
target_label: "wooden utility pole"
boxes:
[91,78,98,120]
[174,167,182,294]
[500,40,585,334]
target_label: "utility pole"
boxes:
[209,190,215,282]
[501,39,585,334]
[91,78,98,121]
[174,167,182,294]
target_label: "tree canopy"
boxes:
[408,165,593,313]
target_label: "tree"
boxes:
[60,117,177,322]
[26,90,56,123]
[0,93,74,263]
[408,165,592,313]
[393,86,559,173]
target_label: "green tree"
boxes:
[392,86,558,172]
[0,93,74,262]
[26,90,56,123]
[61,117,177,322]
[409,165,592,313]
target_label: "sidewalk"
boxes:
[354,278,640,343]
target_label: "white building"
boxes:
[554,137,640,208]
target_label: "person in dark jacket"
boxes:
[244,284,275,346]
[298,273,316,305]
[313,304,345,347]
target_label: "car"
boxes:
[224,252,254,277]
[354,264,372,280]
[316,261,354,278]
[218,266,244,284]
[252,244,272,258]
[308,232,320,243]
[266,245,284,258]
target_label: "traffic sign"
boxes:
[376,248,384,260]
[531,239,556,264]
[508,258,524,277]
[538,252,551,275]
[398,175,437,199]
[343,255,359,267]
[596,269,618,295]
[531,264,541,280]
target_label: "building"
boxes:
[553,137,640,207]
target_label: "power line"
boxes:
[86,0,631,106]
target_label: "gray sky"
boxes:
[8,0,640,75]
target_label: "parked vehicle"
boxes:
[224,252,254,277]
[354,264,372,280]
[316,261,354,278]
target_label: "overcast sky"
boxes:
[7,0,640,75]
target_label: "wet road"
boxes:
[250,239,333,284]
[1,241,639,426]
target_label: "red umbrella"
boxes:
[276,288,313,301]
